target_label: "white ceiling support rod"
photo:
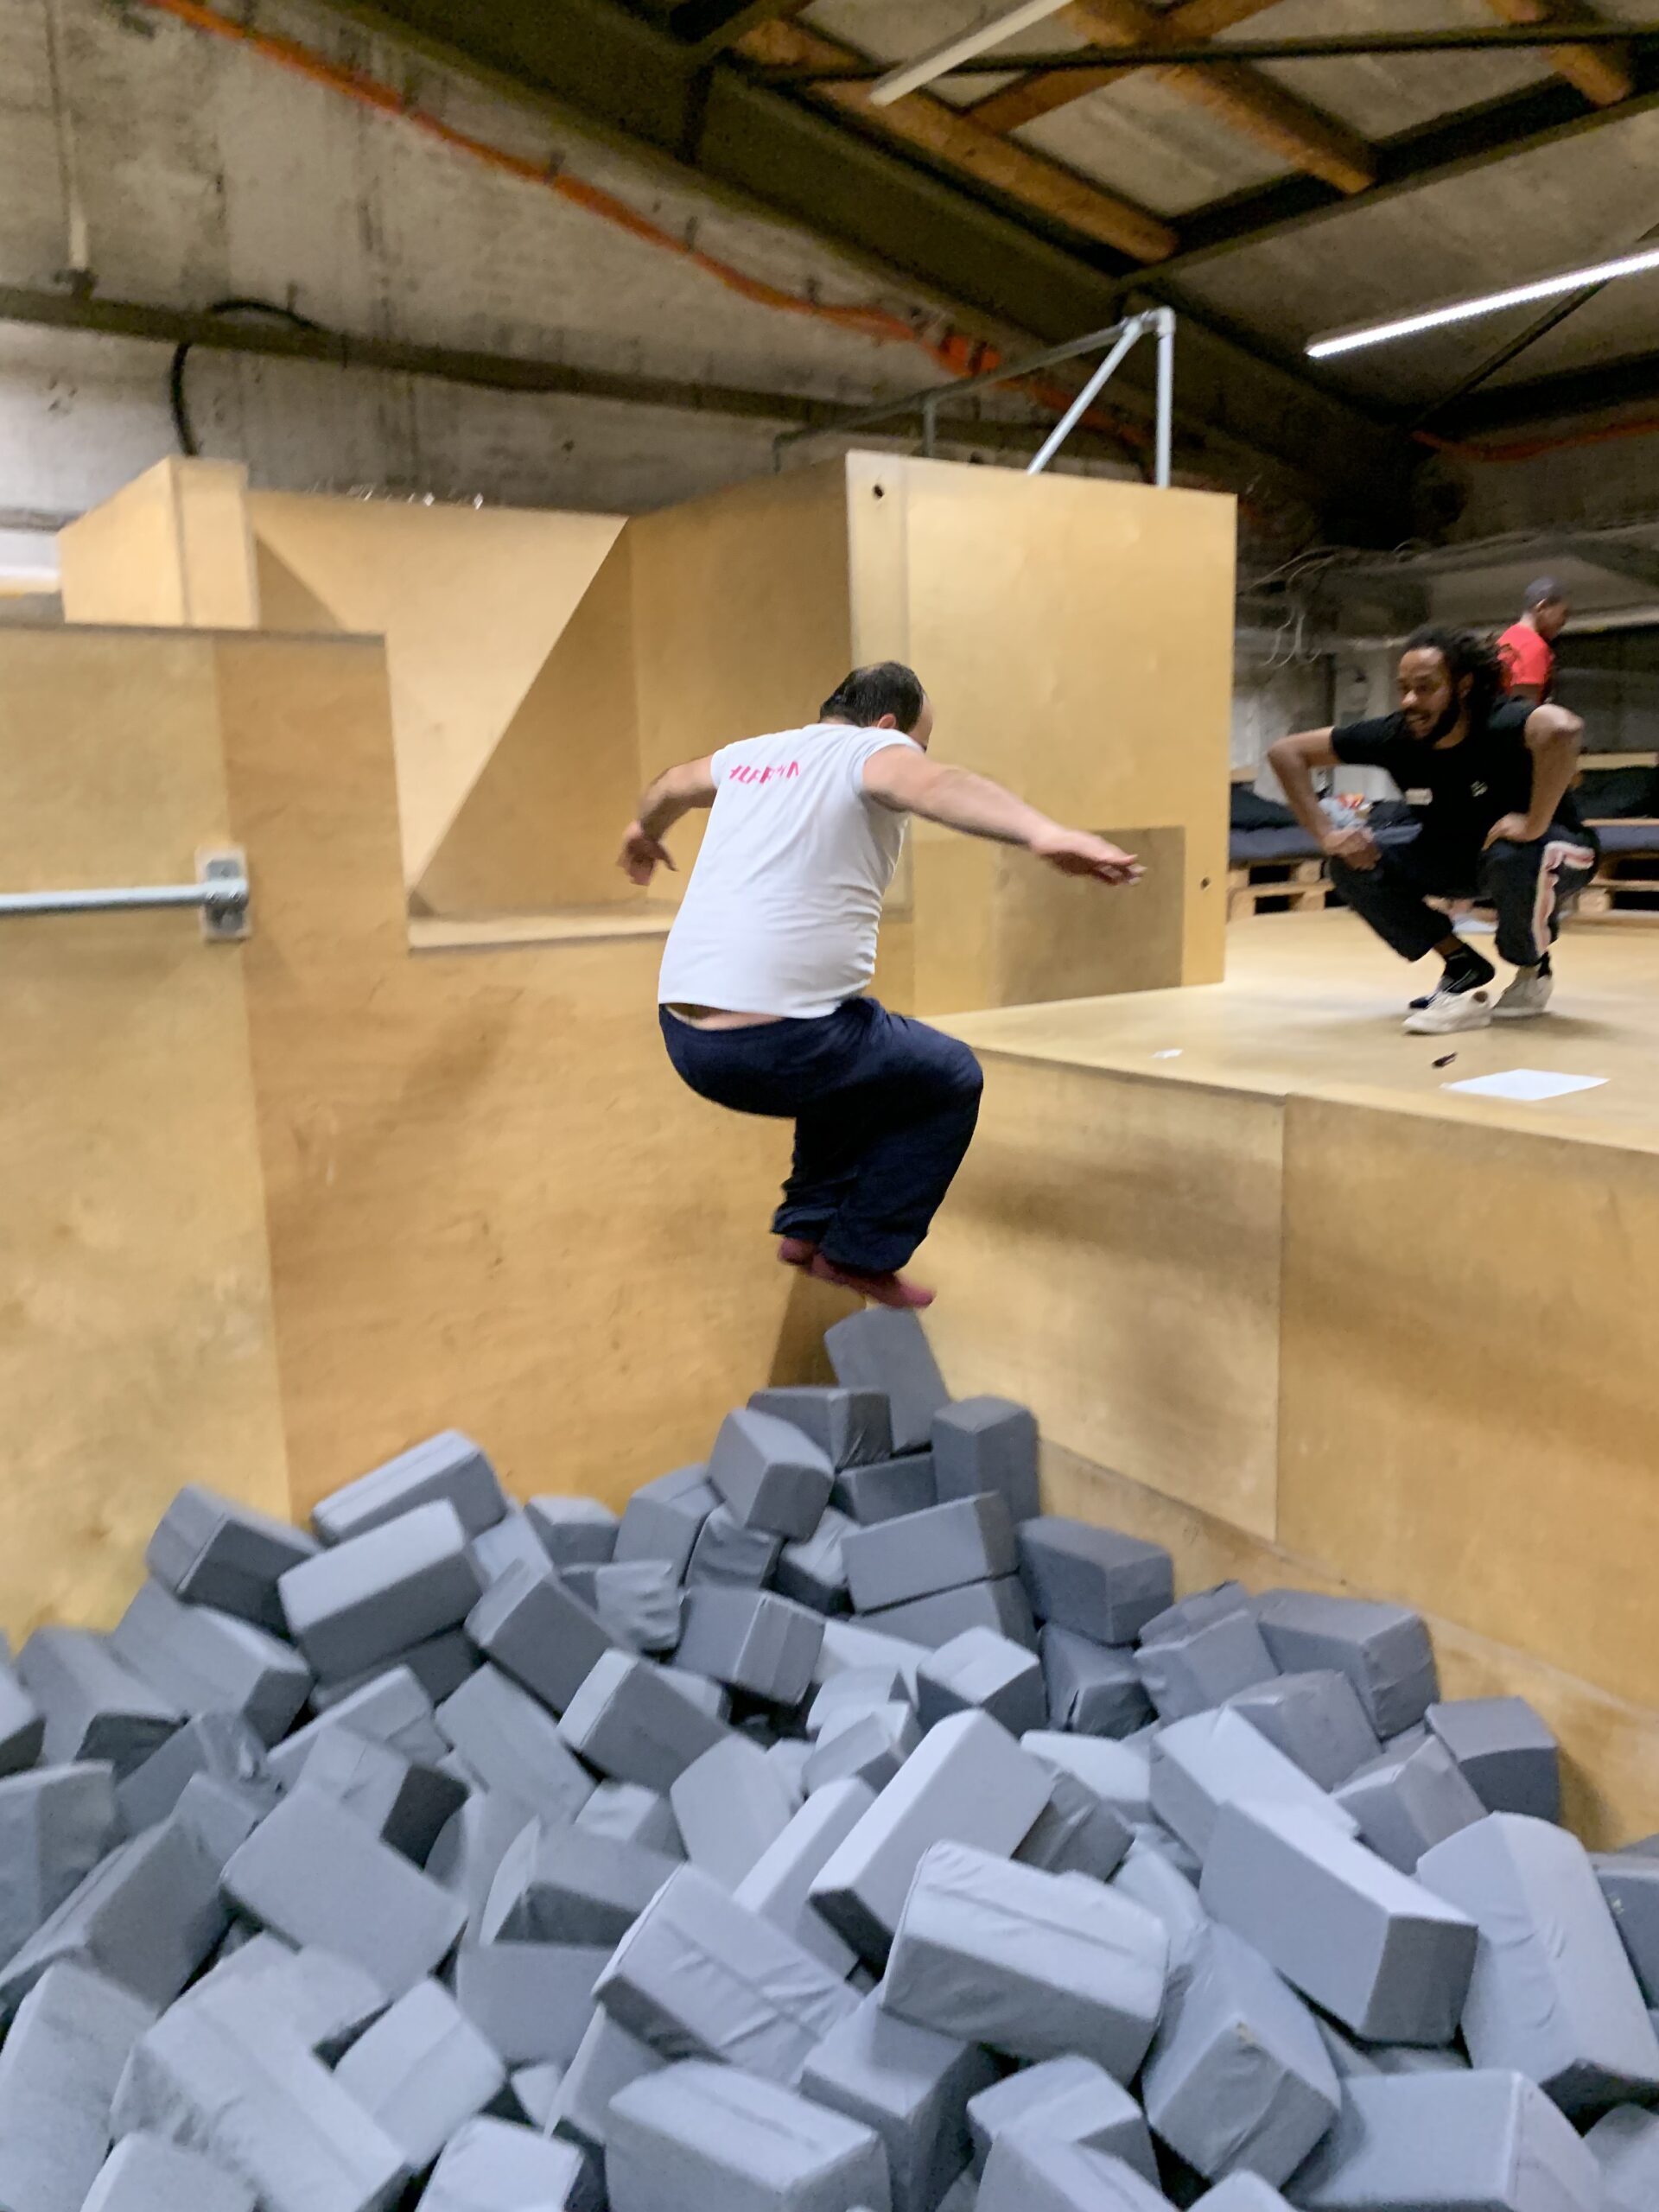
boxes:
[870,0,1075,106]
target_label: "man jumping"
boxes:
[1268,626,1593,1036]
[620,661,1140,1309]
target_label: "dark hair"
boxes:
[1402,625,1505,728]
[1523,576,1566,610]
[819,662,927,733]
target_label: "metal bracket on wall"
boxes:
[0,846,251,941]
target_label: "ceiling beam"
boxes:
[1482,0,1633,109]
[965,0,1281,134]
[1433,349,1659,439]
[1555,534,1659,589]
[670,0,806,61]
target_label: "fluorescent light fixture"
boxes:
[1307,245,1659,359]
[870,0,1073,106]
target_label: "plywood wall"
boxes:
[59,458,257,631]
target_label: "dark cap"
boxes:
[1523,576,1566,608]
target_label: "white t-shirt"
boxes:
[658,721,920,1019]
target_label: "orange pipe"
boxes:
[1416,413,1659,463]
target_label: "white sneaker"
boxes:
[1403,984,1493,1035]
[1494,969,1554,1020]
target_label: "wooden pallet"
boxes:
[1228,857,1332,920]
[1576,819,1659,925]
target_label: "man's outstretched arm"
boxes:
[618,757,717,885]
[1267,728,1379,871]
[861,747,1141,884]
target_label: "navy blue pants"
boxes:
[661,997,983,1274]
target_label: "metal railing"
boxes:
[0,849,251,940]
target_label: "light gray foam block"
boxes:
[146,1484,319,1633]
[810,1711,1053,1967]
[116,1713,270,1838]
[1040,1627,1151,1738]
[735,1777,875,1977]
[482,1816,678,1944]
[509,2060,565,2127]
[967,2055,1127,2176]
[825,1309,949,1456]
[435,1664,597,1823]
[1225,1672,1381,1793]
[708,1409,836,1541]
[1141,1923,1339,2186]
[83,2133,256,2212]
[1594,1852,1659,2010]
[429,1792,537,1941]
[0,1761,119,1961]
[1014,1521,1173,1645]
[834,1454,938,1527]
[17,1628,181,1778]
[588,1560,685,1654]
[665,1665,732,1720]
[469,1512,552,1590]
[452,1942,609,2066]
[0,1657,44,1777]
[577,1779,684,1858]
[750,1387,893,1472]
[596,1864,858,2082]
[869,1580,1037,1654]
[801,1987,995,2212]
[173,1774,273,1863]
[423,2116,588,2210]
[223,1788,466,1998]
[1015,1765,1133,1882]
[312,1430,508,1546]
[809,1667,909,1738]
[1416,1813,1659,2116]
[268,1665,446,1786]
[1335,1735,1485,1874]
[110,1581,311,1746]
[1425,1697,1562,1822]
[557,1649,732,1791]
[982,2068,1156,2186]
[1200,1799,1477,2046]
[677,1590,824,1707]
[1151,1708,1360,1864]
[775,1510,854,1616]
[527,1496,620,1572]
[804,1705,920,1796]
[334,1977,507,2172]
[1135,1611,1278,1724]
[772,1738,815,1793]
[1586,2104,1659,2212]
[814,1619,924,1700]
[465,1559,616,1715]
[278,1503,484,1685]
[845,1497,1017,1617]
[687,1504,783,1590]
[1111,1836,1210,1986]
[181,1937,389,2061]
[882,1840,1167,2077]
[0,1961,154,2212]
[671,1734,801,1889]
[1192,2183,1294,2210]
[550,2011,668,2153]
[296,1727,466,1864]
[1253,1592,1438,1741]
[614,1466,719,1578]
[607,2058,890,2212]
[930,1397,1039,1525]
[1022,1732,1154,1824]
[1289,2069,1600,2210]
[1140,1583,1254,1646]
[978,2135,1169,2212]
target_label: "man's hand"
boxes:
[1483,811,1540,850]
[1028,827,1142,884]
[1322,824,1379,870]
[618,822,677,887]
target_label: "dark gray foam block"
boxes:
[526,1496,620,1572]
[1139,1583,1254,1646]
[708,1408,835,1541]
[0,1961,155,2212]
[172,1773,274,1863]
[1225,1672,1381,1793]
[17,1628,181,1777]
[1151,1708,1358,1865]
[931,1397,1039,1525]
[735,1777,875,1977]
[452,1942,609,2066]
[1014,1520,1173,1645]
[834,1454,938,1528]
[1425,1697,1562,1822]
[607,2058,889,2212]
[671,1733,801,1889]
[0,1761,119,1961]
[596,1865,858,2083]
[278,1502,484,1684]
[845,1496,1016,1615]
[482,1816,678,1945]
[334,1977,506,2171]
[676,1589,824,1706]
[146,1483,319,1632]
[0,1657,45,1778]
[967,2055,1141,2177]
[556,1649,731,1792]
[423,2117,587,2211]
[1586,2104,1659,2212]
[1135,1611,1278,1725]
[435,1664,597,1823]
[1417,1813,1659,2116]
[750,1387,893,1472]
[687,1503,783,1590]
[869,1580,1037,1654]
[1040,1627,1151,1738]
[311,1627,480,1712]
[83,2133,256,2212]
[312,1429,508,1546]
[978,2134,1170,2212]
[110,1581,311,1745]
[117,1712,270,1838]
[614,1466,719,1578]
[550,2012,667,2155]
[1253,1592,1437,1742]
[800,1987,995,2212]
[1594,1853,1659,2006]
[1289,2069,1601,2211]
[465,1558,615,1716]
[825,1309,949,1456]
[775,1509,854,1616]
[1015,1766,1133,1882]
[1200,1800,1477,2047]
[1335,1735,1485,1874]
[881,1840,1167,2079]
[296,1727,467,1864]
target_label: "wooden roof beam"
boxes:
[1484,0,1634,107]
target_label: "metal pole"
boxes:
[921,392,939,458]
[1027,317,1146,476]
[0,849,251,939]
[1154,307,1174,488]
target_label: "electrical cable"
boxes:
[168,296,326,454]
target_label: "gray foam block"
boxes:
[117,1712,270,1837]
[845,1497,1017,1616]
[825,1309,949,1456]
[0,1657,44,1777]
[429,1792,538,1941]
[482,1816,677,1944]
[1417,1813,1659,2116]
[436,1664,598,1823]
[83,2133,256,2212]
[869,1580,1038,1654]
[0,1817,226,2018]
[709,1409,836,1541]
[814,1619,924,1700]
[0,1761,119,1961]
[809,1666,910,1738]
[677,1590,824,1707]
[1253,1592,1438,1741]
[735,1777,876,1977]
[588,1560,685,1654]
[1200,1800,1478,2046]
[775,1510,855,1616]
[311,1627,480,1711]
[750,1387,893,1472]
[596,1864,858,2082]
[687,1503,783,1590]
[1014,1521,1173,1645]
[801,1987,995,2212]
[527,1496,620,1572]
[1225,1672,1381,1793]
[1135,1611,1278,1725]
[1040,1627,1151,1738]
[172,1773,274,1862]
[1289,2069,1600,2211]
[0,1962,152,2212]
[312,1429,508,1546]
[1595,1852,1659,2005]
[772,1738,816,1793]
[1020,1731,1154,1824]
[279,1503,484,1684]
[1141,1923,1339,2186]
[665,1664,732,1719]
[981,2067,1156,2185]
[268,1665,447,1785]
[1151,1708,1360,1864]
[577,1779,684,1858]
[334,1976,507,2172]
[978,2134,1170,2212]
[1015,1765,1133,1882]
[465,1558,616,1715]
[930,1397,1039,1525]
[470,1511,552,1590]
[557,1649,731,1791]
[452,1942,609,2066]
[423,2116,588,2210]
[607,2058,890,2212]
[834,1453,938,1528]
[223,1788,466,1998]
[1425,1697,1562,1822]
[967,2055,1132,2177]
[296,1726,467,1864]
[882,1840,1167,2077]
[550,2011,668,2154]
[18,1628,181,1778]
[146,1484,319,1633]
[1586,2104,1659,2212]
[1335,1734,1485,1874]
[1191,2182,1294,2211]
[509,2060,565,2127]
[109,1581,311,1746]
[810,1711,1053,1966]
[809,1701,920,1787]
[1112,1835,1210,1986]
[671,1734,801,1889]
[1140,1583,1254,1646]
[614,1466,719,1578]
[182,1936,389,2061]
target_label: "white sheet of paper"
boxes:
[1443,1068,1608,1102]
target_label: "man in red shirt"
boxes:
[1497,578,1569,703]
